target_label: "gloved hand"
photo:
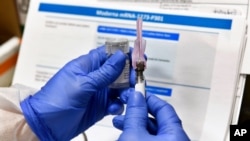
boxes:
[113,89,190,141]
[20,46,132,141]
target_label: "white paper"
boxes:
[13,0,247,141]
[89,0,249,16]
[92,0,250,75]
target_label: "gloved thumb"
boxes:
[87,50,127,89]
[123,91,148,131]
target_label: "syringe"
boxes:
[132,17,146,96]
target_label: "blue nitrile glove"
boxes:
[113,89,190,141]
[20,46,132,141]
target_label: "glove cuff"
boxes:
[20,96,55,141]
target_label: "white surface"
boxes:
[71,133,85,141]
[12,1,247,141]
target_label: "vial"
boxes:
[105,38,130,88]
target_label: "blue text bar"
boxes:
[39,3,232,30]
[146,86,172,96]
[98,26,179,40]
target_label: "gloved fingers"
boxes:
[128,47,136,87]
[123,91,148,131]
[71,46,108,73]
[108,98,124,115]
[88,46,107,65]
[146,94,182,134]
[130,68,136,87]
[107,88,133,115]
[118,88,135,104]
[107,88,132,105]
[106,86,131,106]
[113,115,158,135]
[147,117,158,135]
[108,88,129,101]
[112,115,124,130]
[86,50,127,90]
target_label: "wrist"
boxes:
[21,96,55,140]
